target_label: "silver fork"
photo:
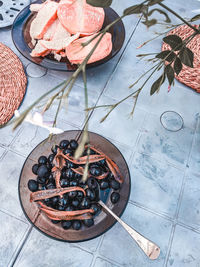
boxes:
[98,199,160,260]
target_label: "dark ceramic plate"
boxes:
[12,0,125,71]
[19,130,131,242]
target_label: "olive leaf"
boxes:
[86,0,112,7]
[142,19,157,28]
[148,8,171,23]
[156,50,176,62]
[124,4,144,16]
[174,57,182,75]
[163,35,183,51]
[165,65,174,85]
[179,47,194,67]
[150,74,165,95]
[148,0,164,6]
[190,14,200,22]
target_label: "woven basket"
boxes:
[0,43,27,125]
[162,24,200,93]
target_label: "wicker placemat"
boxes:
[162,24,200,93]
[0,42,27,125]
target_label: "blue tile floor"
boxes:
[0,0,200,266]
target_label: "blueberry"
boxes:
[98,159,106,166]
[69,140,78,150]
[51,196,59,206]
[48,154,55,163]
[90,167,102,176]
[51,220,60,224]
[87,177,98,190]
[72,220,81,230]
[77,191,84,201]
[80,197,91,209]
[43,198,51,206]
[66,161,76,169]
[72,199,80,208]
[100,180,109,190]
[28,179,38,192]
[58,197,68,207]
[60,179,69,188]
[70,180,78,187]
[68,191,77,199]
[75,173,82,180]
[111,192,120,204]
[46,162,52,170]
[37,165,49,178]
[61,220,72,230]
[110,180,120,190]
[58,205,65,211]
[83,218,94,227]
[46,183,56,189]
[91,204,100,215]
[63,148,73,156]
[65,205,74,211]
[38,156,48,165]
[40,184,47,190]
[66,169,74,179]
[37,176,47,184]
[51,145,59,154]
[59,140,69,149]
[86,188,96,201]
[32,164,39,175]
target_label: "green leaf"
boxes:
[179,47,194,67]
[86,0,112,7]
[148,8,171,23]
[165,65,174,85]
[190,14,200,22]
[163,35,183,51]
[148,0,164,6]
[174,57,182,75]
[150,74,165,95]
[156,50,176,62]
[142,19,157,28]
[124,4,144,16]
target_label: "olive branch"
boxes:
[1,0,200,161]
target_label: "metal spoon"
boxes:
[98,199,160,260]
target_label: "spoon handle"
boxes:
[99,200,160,260]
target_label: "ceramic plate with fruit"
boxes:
[19,130,130,242]
[12,0,125,71]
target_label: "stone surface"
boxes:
[14,229,93,267]
[99,203,172,267]
[138,113,194,168]
[130,152,184,218]
[167,225,200,267]
[0,211,29,267]
[0,1,200,266]
[178,172,200,230]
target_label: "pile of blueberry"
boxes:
[28,139,121,231]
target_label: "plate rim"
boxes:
[11,0,126,72]
[18,130,131,243]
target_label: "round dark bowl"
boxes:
[12,0,125,71]
[19,130,131,242]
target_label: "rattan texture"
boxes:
[0,43,27,125]
[162,24,200,93]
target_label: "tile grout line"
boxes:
[163,116,200,266]
[8,226,33,267]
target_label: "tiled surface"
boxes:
[167,225,200,267]
[99,203,172,267]
[0,211,29,267]
[129,153,184,218]
[1,1,200,266]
